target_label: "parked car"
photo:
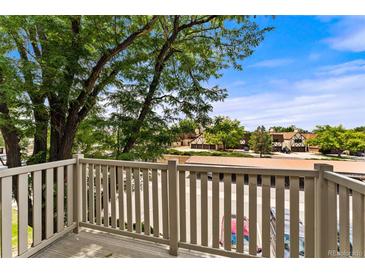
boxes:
[219,214,262,254]
[354,151,365,157]
[269,207,305,257]
[270,207,354,257]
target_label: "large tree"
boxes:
[0,16,272,167]
[0,16,158,167]
[204,116,245,150]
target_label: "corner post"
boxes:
[168,159,179,256]
[314,163,333,258]
[73,153,84,233]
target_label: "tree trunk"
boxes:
[1,127,22,168]
[28,102,48,164]
[0,103,22,168]
[49,104,67,161]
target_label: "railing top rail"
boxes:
[0,158,76,179]
[80,158,168,170]
[324,170,365,195]
[177,163,319,177]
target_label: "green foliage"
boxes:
[343,131,365,154]
[165,148,255,158]
[109,16,272,157]
[204,116,244,150]
[73,108,116,158]
[354,126,365,133]
[308,125,346,154]
[270,125,308,133]
[249,125,272,157]
[177,118,197,136]
[0,16,272,163]
[308,125,365,155]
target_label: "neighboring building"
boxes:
[171,132,198,148]
[270,130,318,152]
[190,135,218,150]
[190,134,247,150]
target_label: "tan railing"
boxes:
[176,164,318,258]
[322,169,365,257]
[0,158,77,258]
[1,155,364,258]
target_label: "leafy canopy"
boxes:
[204,116,244,150]
[308,125,365,155]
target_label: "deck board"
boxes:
[32,229,219,258]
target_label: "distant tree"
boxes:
[249,125,272,157]
[307,125,347,156]
[343,130,365,154]
[354,126,365,133]
[270,125,308,133]
[177,118,197,139]
[270,125,296,132]
[204,116,244,151]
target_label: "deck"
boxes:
[32,229,220,258]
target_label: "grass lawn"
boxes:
[12,208,33,256]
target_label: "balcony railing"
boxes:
[0,155,364,258]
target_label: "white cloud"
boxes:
[249,58,294,68]
[316,59,365,76]
[211,60,365,131]
[324,16,365,52]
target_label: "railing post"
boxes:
[73,153,84,233]
[168,159,179,256]
[314,163,334,258]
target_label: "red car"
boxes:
[219,214,262,254]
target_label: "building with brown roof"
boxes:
[270,130,318,153]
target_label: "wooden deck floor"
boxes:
[32,229,220,258]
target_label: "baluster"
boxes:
[290,176,300,258]
[190,171,197,244]
[262,175,271,257]
[304,177,315,257]
[179,170,186,242]
[46,169,54,239]
[110,166,117,228]
[248,175,257,255]
[275,176,285,258]
[223,173,231,251]
[236,174,244,253]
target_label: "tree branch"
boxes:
[67,16,158,122]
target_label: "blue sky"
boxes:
[210,16,365,131]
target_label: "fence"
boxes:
[1,155,365,258]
